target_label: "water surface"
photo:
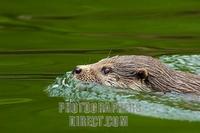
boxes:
[1,0,200,133]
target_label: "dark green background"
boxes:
[0,0,200,133]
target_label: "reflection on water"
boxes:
[46,55,200,121]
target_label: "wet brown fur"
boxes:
[73,55,200,94]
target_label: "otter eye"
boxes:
[101,67,112,75]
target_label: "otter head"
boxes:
[72,55,200,94]
[72,55,153,91]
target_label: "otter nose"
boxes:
[72,67,82,74]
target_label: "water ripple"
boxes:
[0,98,32,105]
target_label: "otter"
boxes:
[72,55,200,94]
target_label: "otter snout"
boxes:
[72,65,100,83]
[72,65,90,75]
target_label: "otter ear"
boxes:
[136,68,148,80]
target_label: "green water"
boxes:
[1,0,200,132]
